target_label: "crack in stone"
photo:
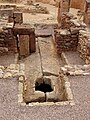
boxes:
[43,71,58,77]
[37,38,44,78]
[37,37,59,78]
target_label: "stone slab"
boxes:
[35,24,53,37]
[29,32,36,53]
[38,37,61,76]
[19,35,30,56]
[23,41,43,81]
[13,24,35,35]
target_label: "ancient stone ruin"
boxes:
[0,0,90,107]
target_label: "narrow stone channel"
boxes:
[23,36,67,103]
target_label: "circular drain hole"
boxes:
[35,83,53,93]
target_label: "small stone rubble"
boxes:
[61,65,90,76]
[0,63,25,79]
[78,30,90,64]
[60,13,86,29]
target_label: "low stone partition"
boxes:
[78,30,90,64]
[61,65,90,76]
[0,4,15,17]
[0,8,14,16]
[0,4,16,9]
[0,63,24,79]
[54,28,79,53]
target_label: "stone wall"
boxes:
[78,30,90,64]
[0,28,17,54]
[61,65,90,76]
[54,29,79,53]
[54,12,86,53]
[0,15,17,54]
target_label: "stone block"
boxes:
[23,91,45,103]
[19,35,30,57]
[29,32,36,53]
[13,24,35,35]
[46,91,58,102]
[78,30,90,64]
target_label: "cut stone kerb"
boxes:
[22,75,74,104]
[35,77,53,93]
